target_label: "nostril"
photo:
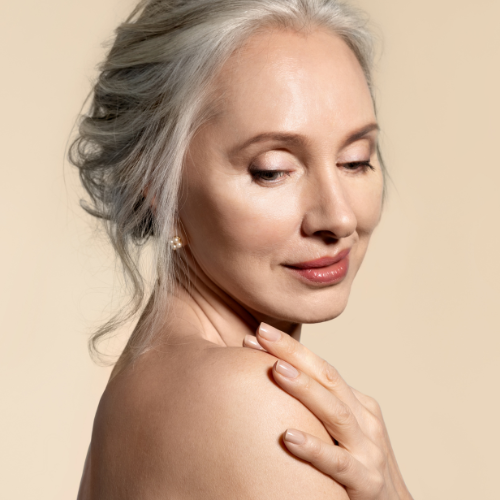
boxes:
[312,230,340,244]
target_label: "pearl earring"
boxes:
[170,236,183,250]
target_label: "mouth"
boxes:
[284,249,351,285]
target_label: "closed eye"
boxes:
[340,161,375,172]
[250,169,289,183]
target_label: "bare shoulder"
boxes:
[86,341,348,500]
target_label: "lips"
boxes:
[285,249,351,284]
[287,249,351,269]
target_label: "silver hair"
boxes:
[69,0,380,370]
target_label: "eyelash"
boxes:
[341,161,375,172]
[250,161,375,184]
[250,169,289,183]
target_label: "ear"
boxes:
[143,186,188,247]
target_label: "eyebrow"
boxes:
[229,123,380,157]
[229,132,310,158]
[341,123,380,148]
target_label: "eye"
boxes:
[339,161,375,172]
[250,169,289,183]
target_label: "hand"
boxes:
[243,324,413,500]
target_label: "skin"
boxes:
[79,28,412,499]
[178,27,383,334]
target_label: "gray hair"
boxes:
[69,0,379,369]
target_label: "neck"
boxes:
[167,250,302,347]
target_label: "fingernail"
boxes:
[284,429,306,445]
[275,360,298,379]
[243,334,266,351]
[258,323,281,342]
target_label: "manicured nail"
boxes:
[275,360,299,379]
[258,323,281,342]
[243,334,266,351]
[284,429,306,445]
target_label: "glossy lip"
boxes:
[284,248,351,285]
[286,249,351,269]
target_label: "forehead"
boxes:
[209,28,375,141]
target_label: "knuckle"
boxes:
[309,438,326,462]
[360,409,386,444]
[370,398,382,417]
[368,415,386,442]
[369,471,385,495]
[322,361,340,388]
[302,375,313,392]
[371,445,386,470]
[367,396,382,416]
[334,451,352,475]
[323,399,351,427]
[334,401,353,426]
[355,390,382,416]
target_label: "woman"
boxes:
[73,0,413,498]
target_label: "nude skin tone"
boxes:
[80,28,413,500]
[177,28,383,339]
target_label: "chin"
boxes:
[254,291,351,326]
[290,304,348,325]
[303,307,347,324]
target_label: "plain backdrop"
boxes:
[1,0,498,498]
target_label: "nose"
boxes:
[301,167,357,241]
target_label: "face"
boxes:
[178,28,384,328]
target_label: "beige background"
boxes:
[1,0,498,498]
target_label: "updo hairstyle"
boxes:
[69,0,377,367]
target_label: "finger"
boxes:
[257,323,362,412]
[350,387,382,417]
[273,360,364,450]
[283,429,378,494]
[243,334,267,352]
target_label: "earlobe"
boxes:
[170,236,184,250]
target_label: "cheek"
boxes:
[180,178,302,264]
[345,177,383,271]
[351,179,384,237]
